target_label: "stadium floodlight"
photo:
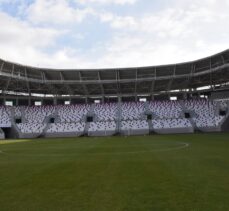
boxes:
[170,96,177,101]
[94,100,100,104]
[35,101,42,106]
[139,98,147,102]
[5,101,13,106]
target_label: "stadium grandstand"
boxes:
[0,49,229,139]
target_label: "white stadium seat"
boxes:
[0,99,224,136]
[121,120,149,130]
[184,99,224,128]
[94,103,118,121]
[57,104,90,123]
[0,106,11,127]
[89,121,116,132]
[152,118,192,129]
[47,122,85,133]
[17,123,46,134]
[121,102,145,120]
[149,101,182,119]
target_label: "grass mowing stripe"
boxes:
[0,139,31,145]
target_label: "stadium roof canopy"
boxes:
[0,49,229,98]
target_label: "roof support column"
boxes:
[183,92,187,100]
[150,80,155,100]
[98,72,104,96]
[221,55,225,64]
[16,98,19,106]
[53,97,57,106]
[0,62,4,73]
[118,95,122,103]
[135,68,138,102]
[25,68,31,98]
[79,71,89,96]
[28,97,31,106]
[101,96,105,104]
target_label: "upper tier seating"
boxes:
[121,102,145,120]
[149,100,182,118]
[94,103,117,121]
[47,122,85,133]
[0,106,11,127]
[219,100,228,108]
[57,104,90,123]
[89,121,116,132]
[14,106,23,117]
[25,105,55,123]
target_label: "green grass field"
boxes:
[0,133,229,211]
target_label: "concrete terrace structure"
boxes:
[0,50,229,139]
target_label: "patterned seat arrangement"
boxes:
[121,120,149,130]
[25,105,55,123]
[0,106,11,127]
[89,121,116,132]
[184,100,224,128]
[88,103,118,135]
[121,102,145,120]
[152,118,192,129]
[14,106,23,117]
[15,106,56,134]
[57,104,90,123]
[0,99,226,137]
[47,123,85,133]
[47,104,89,134]
[193,116,223,128]
[149,101,182,118]
[218,100,228,109]
[17,123,46,134]
[94,103,117,121]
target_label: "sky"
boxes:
[0,0,228,69]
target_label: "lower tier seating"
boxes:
[89,121,116,132]
[152,118,192,129]
[17,123,46,134]
[121,120,149,130]
[193,116,224,128]
[47,123,85,133]
[6,99,228,137]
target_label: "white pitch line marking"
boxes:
[0,150,4,154]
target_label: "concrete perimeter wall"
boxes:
[153,127,194,134]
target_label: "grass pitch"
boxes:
[0,133,229,211]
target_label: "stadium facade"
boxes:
[0,49,229,139]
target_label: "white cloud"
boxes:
[91,0,229,67]
[0,0,16,4]
[0,11,67,66]
[0,0,228,69]
[26,0,95,25]
[78,0,138,5]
